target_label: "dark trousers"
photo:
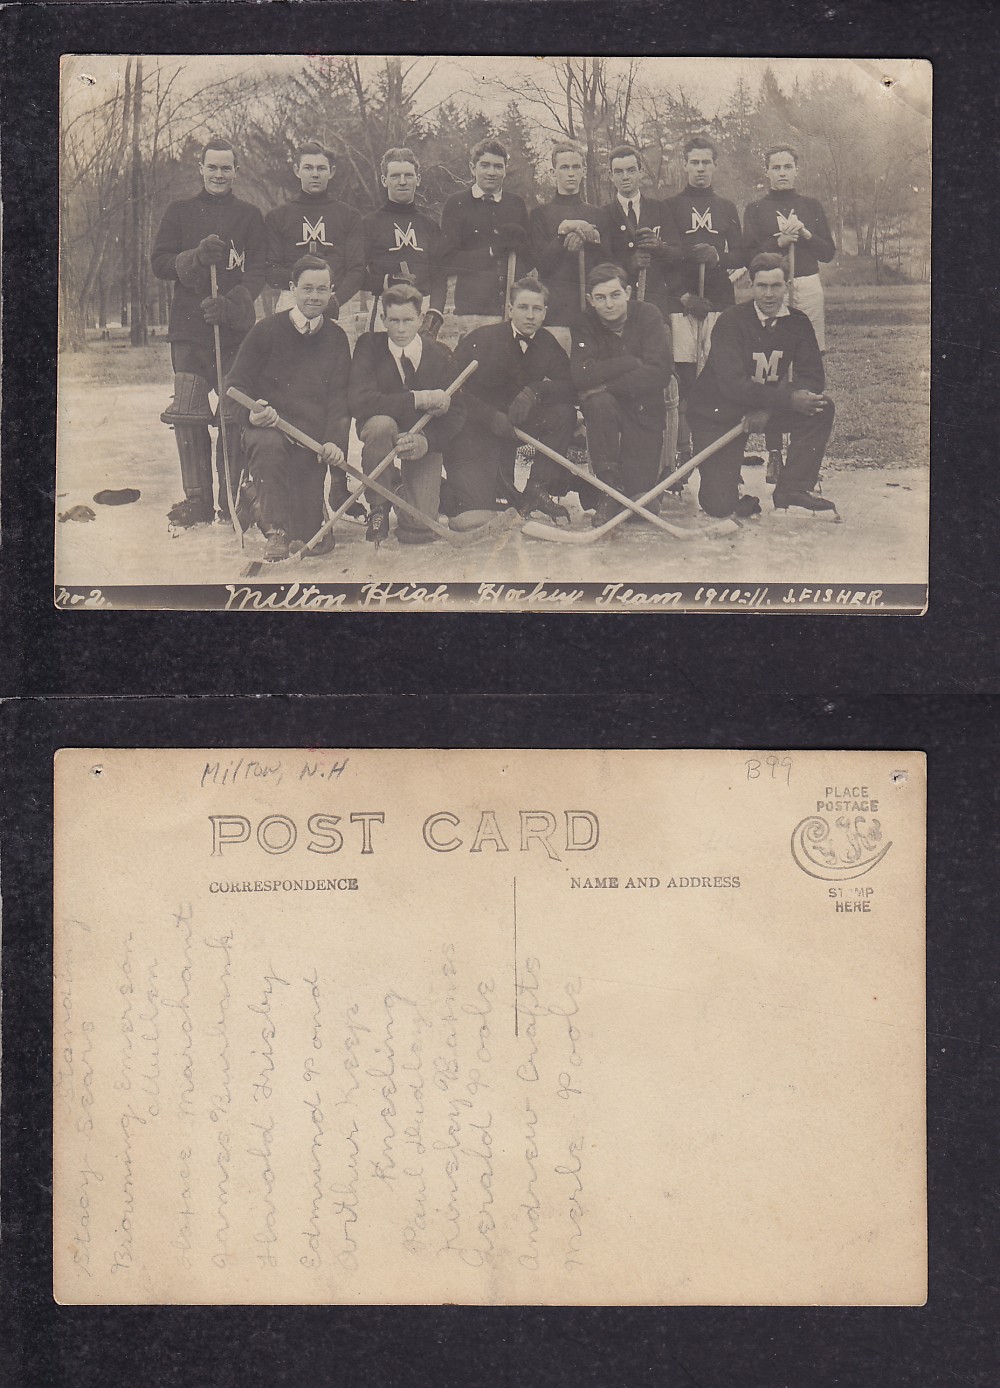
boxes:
[445,401,575,514]
[691,399,835,517]
[579,391,664,497]
[242,425,327,541]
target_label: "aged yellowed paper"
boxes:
[53,748,925,1305]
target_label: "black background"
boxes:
[2,1,998,1384]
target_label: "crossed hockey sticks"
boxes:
[209,264,245,548]
[520,421,745,545]
[227,386,520,549]
[287,359,480,561]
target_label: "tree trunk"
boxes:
[120,60,133,327]
[97,272,108,330]
[130,57,148,347]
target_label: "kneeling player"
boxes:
[349,283,467,544]
[687,252,835,518]
[226,256,352,561]
[571,263,674,525]
[444,277,577,524]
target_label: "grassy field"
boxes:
[60,282,930,470]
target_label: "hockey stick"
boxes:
[289,359,479,560]
[637,266,647,302]
[521,421,744,545]
[503,251,517,321]
[210,264,244,548]
[227,388,519,547]
[578,248,587,313]
[512,426,703,539]
[787,240,796,309]
[695,262,708,377]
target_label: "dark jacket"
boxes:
[687,300,825,426]
[530,195,611,326]
[264,190,365,312]
[225,312,351,453]
[151,189,266,348]
[602,193,676,316]
[432,189,531,316]
[570,300,673,431]
[742,190,836,279]
[348,332,468,452]
[660,189,746,312]
[362,200,442,298]
[449,321,575,431]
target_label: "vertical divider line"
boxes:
[513,876,518,1038]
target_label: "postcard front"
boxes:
[53,748,926,1304]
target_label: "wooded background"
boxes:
[59,56,931,350]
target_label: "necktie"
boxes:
[765,317,777,332]
[626,200,638,232]
[514,333,529,354]
[401,353,417,385]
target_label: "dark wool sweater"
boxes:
[660,189,746,312]
[449,321,575,426]
[742,190,836,278]
[348,332,468,451]
[362,200,442,297]
[151,189,266,347]
[570,300,674,431]
[529,194,611,326]
[225,312,351,451]
[264,190,365,309]
[687,301,825,426]
[431,189,531,316]
[602,193,676,315]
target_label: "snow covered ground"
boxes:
[56,378,928,600]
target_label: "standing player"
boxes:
[661,137,745,475]
[603,144,674,320]
[571,263,674,526]
[349,283,466,545]
[743,145,837,480]
[444,277,577,524]
[530,142,608,330]
[427,139,531,338]
[151,137,265,527]
[686,253,836,518]
[226,255,352,562]
[362,148,443,310]
[264,142,365,321]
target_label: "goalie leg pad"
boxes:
[160,371,213,426]
[173,423,214,502]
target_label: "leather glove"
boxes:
[490,410,517,440]
[635,227,662,250]
[507,386,537,428]
[743,409,771,432]
[687,243,720,266]
[680,293,712,321]
[563,230,585,254]
[421,309,444,340]
[196,234,227,267]
[633,249,652,270]
[495,221,529,253]
[201,285,255,331]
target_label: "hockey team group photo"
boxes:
[56,55,931,611]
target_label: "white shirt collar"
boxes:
[289,307,322,335]
[387,334,423,378]
[471,184,501,202]
[754,302,791,324]
[616,192,641,215]
[512,323,535,347]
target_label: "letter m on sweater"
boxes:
[687,207,715,234]
[752,349,783,383]
[297,217,334,248]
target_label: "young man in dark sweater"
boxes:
[226,256,352,561]
[602,144,674,320]
[264,142,365,322]
[743,145,837,478]
[530,142,609,332]
[687,253,836,518]
[151,137,266,526]
[444,277,578,523]
[571,263,674,525]
[428,138,531,335]
[363,148,443,312]
[349,283,467,545]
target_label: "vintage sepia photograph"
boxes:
[55,55,931,613]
